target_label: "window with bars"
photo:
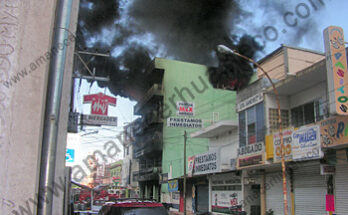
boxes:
[239,102,265,147]
[268,108,290,133]
[290,99,324,128]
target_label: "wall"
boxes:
[0,0,58,214]
[157,58,237,191]
[289,81,326,108]
[209,130,239,171]
[257,50,286,81]
[287,48,324,75]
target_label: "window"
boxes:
[269,108,290,133]
[239,102,265,147]
[291,99,324,128]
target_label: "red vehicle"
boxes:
[75,188,122,204]
[97,199,169,215]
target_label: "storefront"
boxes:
[188,149,220,213]
[264,124,325,214]
[237,142,265,214]
[293,161,327,214]
[320,116,348,214]
[265,170,291,214]
[335,149,348,214]
[210,172,243,214]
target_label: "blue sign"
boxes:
[168,180,178,192]
[66,149,75,163]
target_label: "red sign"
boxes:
[83,93,116,116]
[326,194,335,212]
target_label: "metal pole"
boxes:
[37,0,73,214]
[220,46,289,215]
[184,130,187,215]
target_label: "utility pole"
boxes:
[183,130,187,215]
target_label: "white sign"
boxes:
[237,93,263,112]
[292,125,323,161]
[167,117,203,128]
[212,190,242,211]
[176,101,195,116]
[194,149,220,175]
[238,142,264,157]
[273,129,293,163]
[320,164,336,175]
[82,114,118,126]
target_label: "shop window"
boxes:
[290,99,324,128]
[239,103,265,147]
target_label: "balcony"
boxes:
[134,84,163,114]
[136,161,162,182]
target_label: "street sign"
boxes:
[66,148,75,163]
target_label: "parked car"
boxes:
[97,199,169,215]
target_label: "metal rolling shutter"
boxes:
[293,162,326,215]
[265,172,291,215]
[335,163,348,215]
[196,185,209,212]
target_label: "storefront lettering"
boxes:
[238,142,263,156]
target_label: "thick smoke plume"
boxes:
[75,0,324,100]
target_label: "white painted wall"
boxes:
[289,81,326,108]
[0,1,57,214]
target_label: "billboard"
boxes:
[324,26,348,115]
[292,125,322,161]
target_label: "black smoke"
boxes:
[208,35,261,90]
[74,0,323,100]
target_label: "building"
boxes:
[120,120,140,197]
[0,1,80,214]
[109,160,123,188]
[191,120,240,214]
[132,58,237,209]
[234,41,348,215]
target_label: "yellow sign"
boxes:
[273,129,293,163]
[324,26,348,115]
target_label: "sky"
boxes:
[66,79,138,172]
[66,0,348,173]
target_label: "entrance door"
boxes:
[196,185,209,212]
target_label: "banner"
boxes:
[292,125,322,161]
[212,191,243,213]
[176,101,195,116]
[273,129,293,162]
[167,117,203,128]
[194,149,220,175]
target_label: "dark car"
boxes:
[97,199,169,215]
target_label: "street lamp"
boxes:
[217,45,289,215]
